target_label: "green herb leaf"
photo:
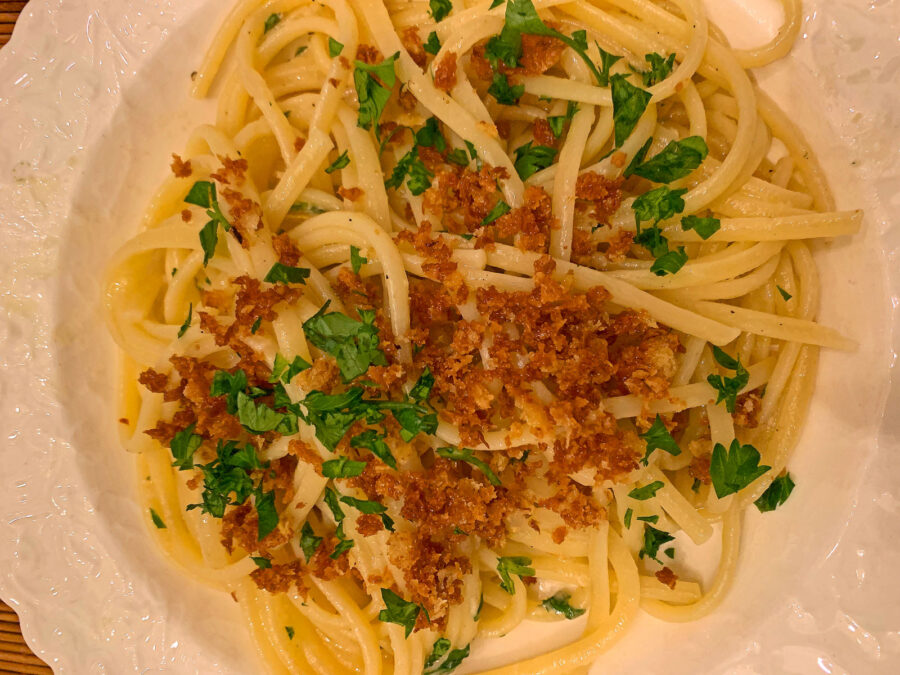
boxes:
[595,44,623,87]
[641,52,676,87]
[474,593,484,620]
[637,514,659,523]
[264,262,310,284]
[178,303,193,338]
[409,366,434,402]
[263,13,281,33]
[639,414,681,465]
[429,0,452,22]
[285,626,295,639]
[237,391,291,434]
[633,186,688,228]
[487,72,524,105]
[630,136,708,183]
[424,31,442,56]
[378,588,421,637]
[628,480,665,500]
[323,487,346,522]
[328,37,344,57]
[710,439,770,499]
[350,245,367,274]
[650,246,688,276]
[325,150,350,174]
[513,141,556,179]
[251,556,272,569]
[210,368,248,415]
[353,53,399,130]
[330,521,355,558]
[541,593,585,619]
[754,473,795,513]
[496,555,535,594]
[251,316,262,334]
[170,423,203,470]
[639,524,675,563]
[150,508,166,529]
[777,286,792,301]
[490,0,505,8]
[681,214,721,240]
[340,495,387,515]
[624,507,633,528]
[300,521,323,561]
[302,302,388,382]
[425,638,451,670]
[255,489,279,540]
[270,353,311,384]
[186,441,268,518]
[706,347,749,413]
[446,148,469,166]
[350,429,397,469]
[610,73,652,147]
[623,137,653,178]
[424,642,470,674]
[482,200,511,225]
[199,219,218,265]
[436,447,501,485]
[322,456,367,478]
[295,45,308,57]
[385,146,434,195]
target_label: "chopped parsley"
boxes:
[637,514,659,524]
[251,556,271,569]
[250,316,262,334]
[263,13,281,33]
[681,214,721,239]
[710,439,770,499]
[149,508,166,529]
[650,246,688,276]
[327,37,344,57]
[547,100,578,138]
[639,414,681,465]
[269,353,311,384]
[595,45,623,87]
[378,588,421,637]
[424,640,470,674]
[487,72,524,105]
[777,285,793,301]
[350,245,367,274]
[541,593,586,619]
[513,141,556,179]
[424,31,441,56]
[409,366,434,402]
[330,521,354,558]
[184,181,231,265]
[323,486,346,522]
[629,136,709,183]
[436,447,501,485]
[707,346,750,413]
[353,53,399,130]
[285,626,295,640]
[350,429,397,469]
[177,303,192,338]
[641,52,676,87]
[385,146,433,195]
[628,481,665,500]
[263,262,310,284]
[639,524,675,563]
[610,74,652,147]
[170,423,203,470]
[210,368,248,414]
[325,149,350,173]
[299,522,322,561]
[496,555,535,594]
[624,507,633,528]
[321,456,367,478]
[482,200,511,225]
[302,302,388,382]
[754,473,795,512]
[632,186,688,273]
[429,0,452,22]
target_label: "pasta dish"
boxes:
[104,0,860,672]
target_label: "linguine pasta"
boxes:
[104,0,859,672]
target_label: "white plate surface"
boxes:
[0,1,898,673]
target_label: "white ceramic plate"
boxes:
[1,1,898,673]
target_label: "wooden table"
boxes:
[2,4,52,670]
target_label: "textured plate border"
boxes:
[0,1,898,673]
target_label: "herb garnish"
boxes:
[302,302,388,382]
[264,262,310,284]
[429,0,452,21]
[496,555,535,594]
[328,37,344,57]
[184,181,231,265]
[378,588,421,637]
[322,456,367,478]
[640,52,676,86]
[424,640,470,674]
[639,414,681,465]
[707,346,749,413]
[541,593,586,619]
[629,136,708,183]
[263,13,281,33]
[436,447,501,485]
[754,473,795,512]
[149,508,166,529]
[628,481,665,501]
[424,31,441,56]
[681,214,721,239]
[353,53,399,130]
[639,524,675,563]
[611,74,652,147]
[350,245,367,274]
[325,150,350,174]
[299,522,322,561]
[710,439,770,498]
[178,303,192,338]
[513,141,556,179]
